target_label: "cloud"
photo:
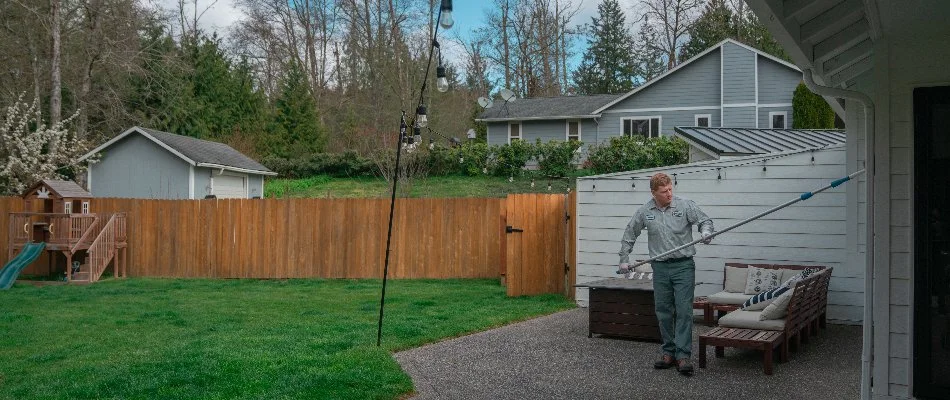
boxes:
[151,0,244,35]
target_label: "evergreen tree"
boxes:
[633,19,667,85]
[792,82,836,129]
[269,62,327,158]
[572,0,637,94]
[679,0,734,62]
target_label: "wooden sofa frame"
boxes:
[699,264,832,374]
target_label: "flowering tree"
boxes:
[0,95,93,195]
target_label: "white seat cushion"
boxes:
[707,291,752,305]
[717,310,786,331]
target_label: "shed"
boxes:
[674,127,846,162]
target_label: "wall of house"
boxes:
[722,42,757,105]
[867,5,950,398]
[574,146,863,322]
[89,133,191,199]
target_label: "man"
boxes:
[618,172,714,375]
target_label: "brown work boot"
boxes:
[653,354,675,369]
[677,358,694,375]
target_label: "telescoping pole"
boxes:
[617,169,866,274]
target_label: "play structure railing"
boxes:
[88,214,119,283]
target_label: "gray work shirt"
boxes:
[619,196,714,264]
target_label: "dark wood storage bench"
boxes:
[576,278,661,342]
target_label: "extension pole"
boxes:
[617,169,866,273]
[377,112,407,347]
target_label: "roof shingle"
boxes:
[476,94,621,121]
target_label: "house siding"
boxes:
[600,109,722,138]
[758,56,802,105]
[574,146,861,322]
[610,50,721,110]
[722,42,757,105]
[89,134,191,199]
[722,106,757,127]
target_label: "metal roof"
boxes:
[475,94,620,121]
[674,127,846,156]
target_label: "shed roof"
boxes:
[23,179,92,199]
[79,127,276,176]
[674,127,846,156]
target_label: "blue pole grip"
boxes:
[830,176,850,187]
[800,192,814,201]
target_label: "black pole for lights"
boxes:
[377,1,451,347]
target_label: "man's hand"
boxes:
[701,231,713,245]
[618,263,631,273]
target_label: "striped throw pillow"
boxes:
[742,285,791,310]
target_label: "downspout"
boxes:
[803,69,875,400]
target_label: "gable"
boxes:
[758,56,803,105]
[605,50,721,111]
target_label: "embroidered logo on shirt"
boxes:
[672,211,684,218]
[645,214,656,221]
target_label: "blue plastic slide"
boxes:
[0,242,45,290]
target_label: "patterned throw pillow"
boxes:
[744,266,781,294]
[781,267,823,288]
[742,285,791,310]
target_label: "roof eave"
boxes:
[197,163,278,176]
[475,114,601,122]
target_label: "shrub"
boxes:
[260,151,375,179]
[536,139,582,177]
[585,135,688,174]
[792,82,836,129]
[491,140,536,177]
[454,141,493,176]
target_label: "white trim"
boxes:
[476,114,599,122]
[189,165,195,199]
[507,122,522,144]
[725,38,803,72]
[758,103,794,108]
[720,46,724,126]
[81,202,90,214]
[565,120,581,141]
[78,127,196,166]
[603,105,720,113]
[592,39,800,115]
[620,116,662,138]
[755,53,759,128]
[86,166,92,194]
[195,163,278,176]
[260,179,265,199]
[769,111,788,129]
[722,103,758,107]
[64,202,72,214]
[694,114,712,127]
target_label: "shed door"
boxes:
[213,174,247,199]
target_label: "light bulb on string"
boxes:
[415,104,428,128]
[436,65,449,93]
[439,0,454,29]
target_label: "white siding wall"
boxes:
[575,146,864,322]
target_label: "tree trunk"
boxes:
[49,0,62,127]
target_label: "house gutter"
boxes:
[803,69,875,400]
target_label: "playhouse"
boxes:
[2,180,127,286]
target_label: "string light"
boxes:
[547,182,552,191]
[717,167,721,180]
[631,177,636,189]
[673,173,678,186]
[531,179,535,188]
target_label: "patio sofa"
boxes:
[698,263,833,374]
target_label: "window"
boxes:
[508,122,522,143]
[566,120,581,141]
[622,117,661,138]
[81,202,90,214]
[770,111,787,129]
[64,202,72,214]
[694,114,711,127]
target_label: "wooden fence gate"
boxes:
[503,193,575,297]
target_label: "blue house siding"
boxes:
[758,106,795,129]
[722,106,757,127]
[600,108,721,137]
[758,57,802,105]
[609,51,721,110]
[721,42,756,104]
[90,134,191,199]
[489,119,599,145]
[487,122,508,145]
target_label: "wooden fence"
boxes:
[2,197,506,279]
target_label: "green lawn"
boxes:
[0,278,574,399]
[264,173,584,198]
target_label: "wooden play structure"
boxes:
[5,180,128,283]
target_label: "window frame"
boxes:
[621,116,662,138]
[565,120,582,141]
[769,111,788,129]
[508,122,522,144]
[694,114,712,127]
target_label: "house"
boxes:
[476,39,804,148]
[574,143,854,321]
[720,1,950,398]
[78,127,277,199]
[674,126,845,161]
